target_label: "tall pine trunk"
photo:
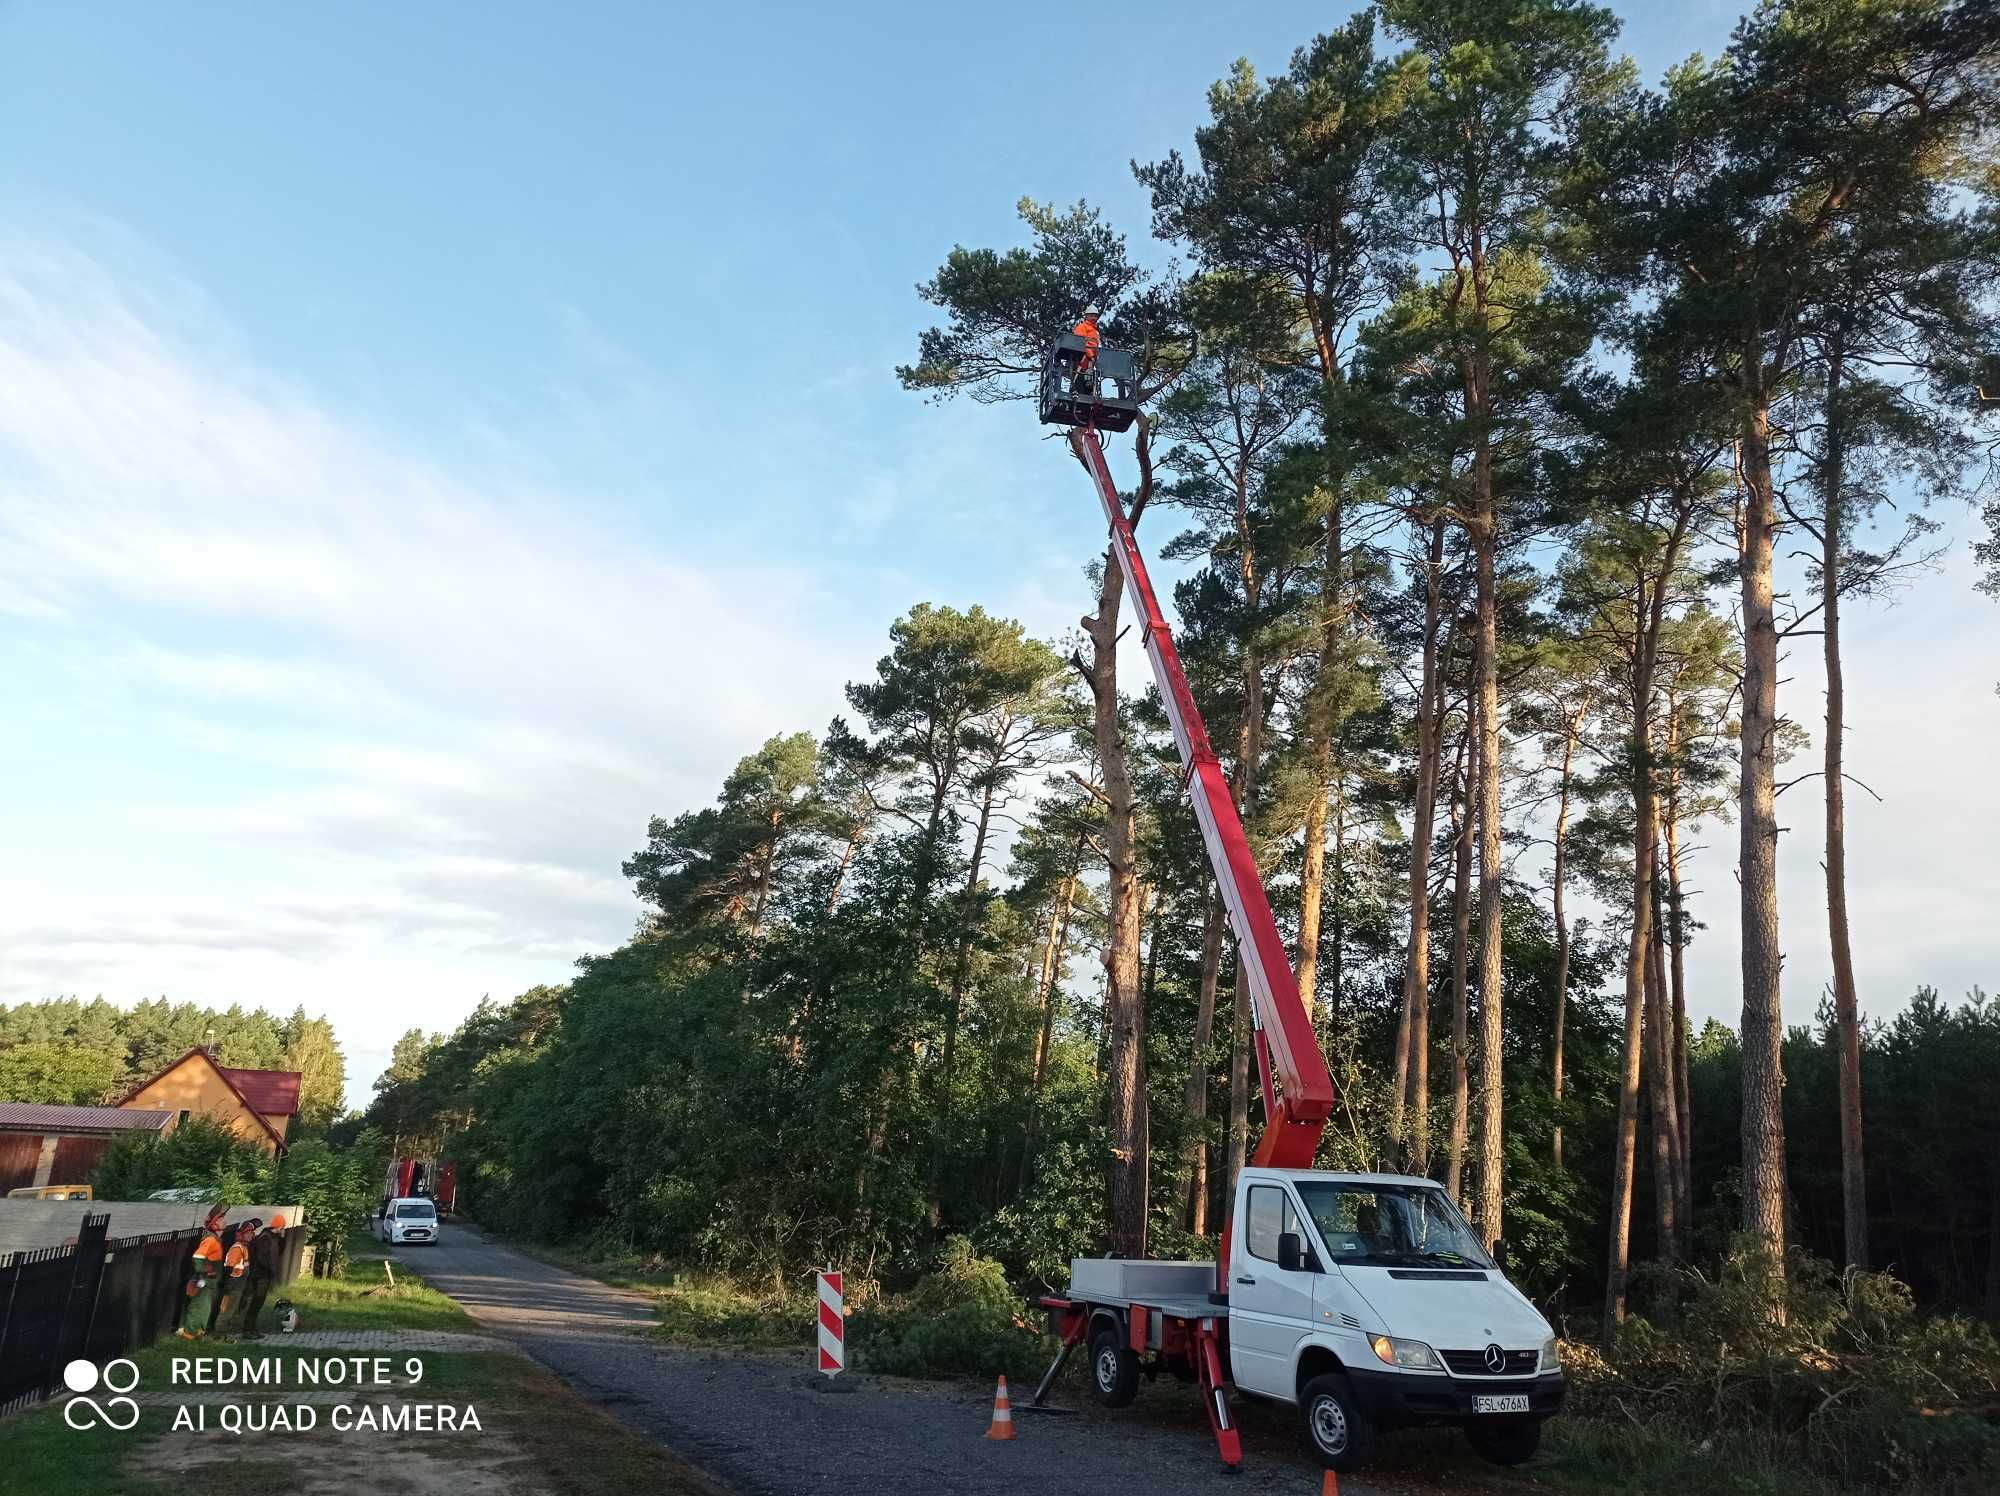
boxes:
[1401,517,1447,1172]
[1645,858,1682,1263]
[1299,786,1331,1015]
[1471,507,1505,1246]
[1184,888,1225,1234]
[1820,327,1868,1269]
[1019,845,1083,1193]
[1551,710,1577,1172]
[823,823,863,913]
[1664,720,1694,1234]
[1604,750,1654,1330]
[1446,752,1472,1201]
[1297,361,1349,1017]
[1738,397,1790,1277]
[1607,569,1668,1331]
[1408,948,1432,1176]
[1226,971,1250,1200]
[1030,860,1080,1095]
[1083,538,1148,1259]
[930,774,1000,1226]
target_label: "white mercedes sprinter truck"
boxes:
[1039,1168,1565,1472]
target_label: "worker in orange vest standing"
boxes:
[1071,307,1102,393]
[218,1220,256,1336]
[178,1205,228,1340]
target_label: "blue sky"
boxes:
[2,3,1991,1107]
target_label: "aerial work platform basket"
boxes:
[1040,332,1140,432]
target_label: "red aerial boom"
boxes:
[1030,343,1342,1468]
[1068,426,1336,1176]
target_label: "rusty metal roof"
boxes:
[0,1102,176,1134]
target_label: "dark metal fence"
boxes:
[0,1218,307,1414]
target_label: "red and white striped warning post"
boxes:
[816,1268,844,1378]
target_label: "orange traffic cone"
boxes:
[985,1374,1017,1440]
[1320,1470,1340,1495]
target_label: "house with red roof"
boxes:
[117,1047,302,1156]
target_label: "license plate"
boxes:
[1474,1394,1529,1414]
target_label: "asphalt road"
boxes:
[404,1225,1399,1496]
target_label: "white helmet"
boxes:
[1083,306,1102,320]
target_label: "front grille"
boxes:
[1440,1348,1538,1377]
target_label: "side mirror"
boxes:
[1492,1238,1510,1273]
[1278,1231,1309,1273]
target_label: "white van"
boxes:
[374,1196,441,1246]
[1046,1169,1564,1472]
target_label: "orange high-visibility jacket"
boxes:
[1072,317,1101,357]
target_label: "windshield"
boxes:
[1293,1181,1493,1269]
[396,1202,436,1219]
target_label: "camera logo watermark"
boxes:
[62,1357,141,1431]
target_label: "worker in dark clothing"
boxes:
[241,1213,288,1340]
[1071,308,1102,394]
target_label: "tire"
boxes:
[1299,1373,1377,1472]
[1088,1328,1139,1409]
[1466,1416,1542,1466]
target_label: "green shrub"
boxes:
[1595,1239,2000,1491]
[91,1113,275,1202]
[273,1128,388,1278]
[850,1236,1048,1381]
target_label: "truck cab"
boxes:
[1226,1167,1563,1469]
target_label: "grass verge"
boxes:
[2,1232,719,1496]
[273,1228,473,1334]
[502,1235,808,1349]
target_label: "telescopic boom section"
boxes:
[1072,429,1333,1170]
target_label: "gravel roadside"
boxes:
[405,1226,1423,1496]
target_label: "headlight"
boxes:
[1540,1336,1561,1371]
[1369,1334,1442,1371]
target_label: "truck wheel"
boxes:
[1088,1329,1139,1408]
[1467,1417,1542,1466]
[1299,1374,1376,1472]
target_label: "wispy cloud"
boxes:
[0,233,880,1097]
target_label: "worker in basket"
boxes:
[1071,307,1102,394]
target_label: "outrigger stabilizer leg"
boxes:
[1030,1338,1078,1407]
[1194,1317,1243,1470]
